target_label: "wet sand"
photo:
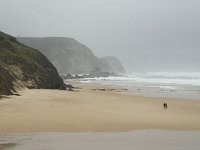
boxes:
[1,130,200,150]
[0,82,200,133]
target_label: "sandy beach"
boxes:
[0,82,200,133]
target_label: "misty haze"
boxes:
[1,1,200,150]
[0,0,200,72]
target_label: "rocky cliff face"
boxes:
[0,65,16,95]
[100,56,125,74]
[0,31,65,95]
[17,37,125,75]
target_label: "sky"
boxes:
[0,0,200,72]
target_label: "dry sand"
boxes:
[0,82,200,133]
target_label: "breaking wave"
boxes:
[85,72,200,86]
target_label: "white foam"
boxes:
[84,72,200,86]
[80,72,200,100]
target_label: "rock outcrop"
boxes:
[0,66,16,95]
[17,37,125,75]
[0,31,65,95]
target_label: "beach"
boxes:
[0,81,200,133]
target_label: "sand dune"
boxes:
[0,83,200,133]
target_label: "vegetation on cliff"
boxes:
[0,31,65,95]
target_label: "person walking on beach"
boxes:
[163,102,168,109]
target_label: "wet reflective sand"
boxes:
[1,130,200,150]
[0,143,17,150]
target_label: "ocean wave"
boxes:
[130,72,200,79]
[83,72,200,86]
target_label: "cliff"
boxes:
[17,37,125,75]
[100,56,125,74]
[0,31,65,95]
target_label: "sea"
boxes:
[81,72,200,100]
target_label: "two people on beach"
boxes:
[163,102,168,109]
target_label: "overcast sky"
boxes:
[0,0,200,72]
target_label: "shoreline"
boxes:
[77,78,200,100]
[0,81,200,133]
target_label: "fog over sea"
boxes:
[82,72,200,100]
